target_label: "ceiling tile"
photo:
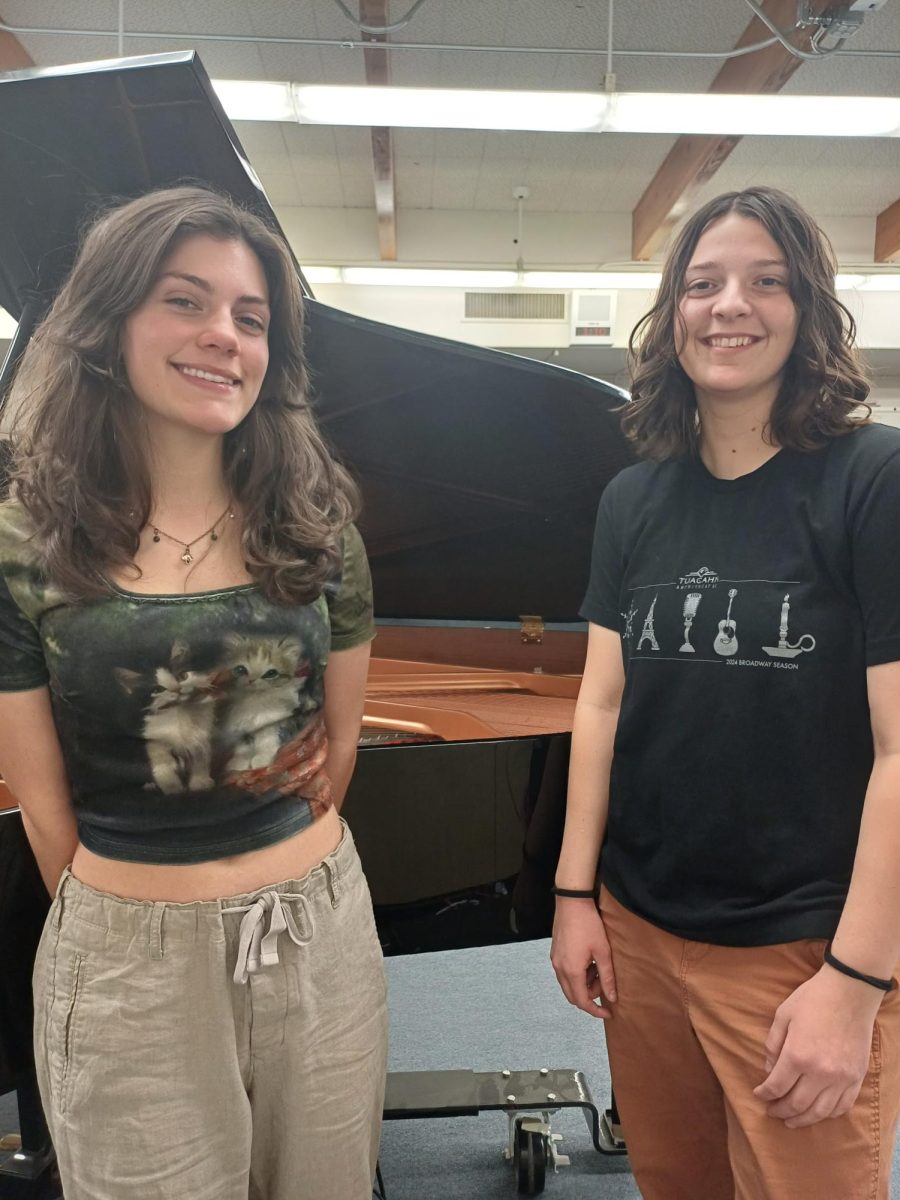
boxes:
[338,174,375,207]
[2,0,897,248]
[281,124,340,154]
[291,173,345,207]
[259,171,304,206]
[393,128,437,160]
[395,172,434,208]
[233,123,289,157]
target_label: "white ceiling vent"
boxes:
[570,291,616,345]
[464,292,566,321]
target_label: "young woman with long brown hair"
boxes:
[0,186,387,1200]
[551,186,900,1198]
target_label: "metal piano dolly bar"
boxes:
[378,1067,626,1197]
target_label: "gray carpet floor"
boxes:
[2,937,898,1198]
[380,938,636,1200]
[380,938,900,1200]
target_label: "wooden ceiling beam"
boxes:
[0,15,34,70]
[360,0,397,261]
[631,0,834,260]
[874,197,900,263]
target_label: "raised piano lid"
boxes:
[0,51,634,949]
[0,50,634,626]
[0,51,297,322]
[307,304,633,622]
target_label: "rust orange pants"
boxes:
[599,886,900,1200]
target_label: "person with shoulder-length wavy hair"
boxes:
[10,184,357,604]
[623,185,870,462]
[551,187,900,1199]
[0,186,387,1200]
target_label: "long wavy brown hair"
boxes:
[8,185,359,603]
[624,186,870,461]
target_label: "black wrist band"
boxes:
[824,942,896,993]
[551,886,597,899]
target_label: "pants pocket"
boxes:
[45,951,89,1115]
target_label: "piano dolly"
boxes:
[378,1067,625,1197]
[0,1139,60,1200]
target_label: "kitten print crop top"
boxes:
[0,501,375,864]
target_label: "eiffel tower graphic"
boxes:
[637,594,660,651]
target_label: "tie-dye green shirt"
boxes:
[0,501,375,864]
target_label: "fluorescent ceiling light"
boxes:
[303,266,343,284]
[836,274,900,291]
[306,268,900,291]
[213,80,297,123]
[341,268,519,287]
[214,81,900,138]
[0,308,17,338]
[524,272,662,289]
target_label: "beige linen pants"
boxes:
[32,823,388,1200]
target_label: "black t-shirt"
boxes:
[581,423,900,946]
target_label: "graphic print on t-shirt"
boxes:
[678,593,702,653]
[114,630,326,800]
[637,594,660,651]
[761,593,817,659]
[712,589,739,657]
[115,639,218,794]
[622,564,817,670]
[621,600,638,645]
[218,633,317,772]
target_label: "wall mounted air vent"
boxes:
[464,292,566,321]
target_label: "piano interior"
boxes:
[362,655,581,745]
[339,623,589,954]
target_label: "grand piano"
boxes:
[0,52,633,1191]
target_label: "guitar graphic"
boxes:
[713,588,738,657]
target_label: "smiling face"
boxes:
[121,234,271,441]
[676,213,799,415]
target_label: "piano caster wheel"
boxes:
[514,1120,547,1195]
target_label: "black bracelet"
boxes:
[551,885,598,900]
[824,942,897,993]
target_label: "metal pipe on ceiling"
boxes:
[1,23,897,58]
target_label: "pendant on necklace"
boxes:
[181,548,193,565]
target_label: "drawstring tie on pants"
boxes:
[226,892,315,984]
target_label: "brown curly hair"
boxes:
[7,185,359,603]
[623,186,870,461]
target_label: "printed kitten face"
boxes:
[115,639,218,708]
[148,665,218,711]
[220,634,312,773]
[224,634,302,691]
[115,639,217,794]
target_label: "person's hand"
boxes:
[753,966,882,1127]
[550,900,616,1019]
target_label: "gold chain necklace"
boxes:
[149,504,235,565]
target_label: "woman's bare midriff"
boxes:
[70,804,343,902]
